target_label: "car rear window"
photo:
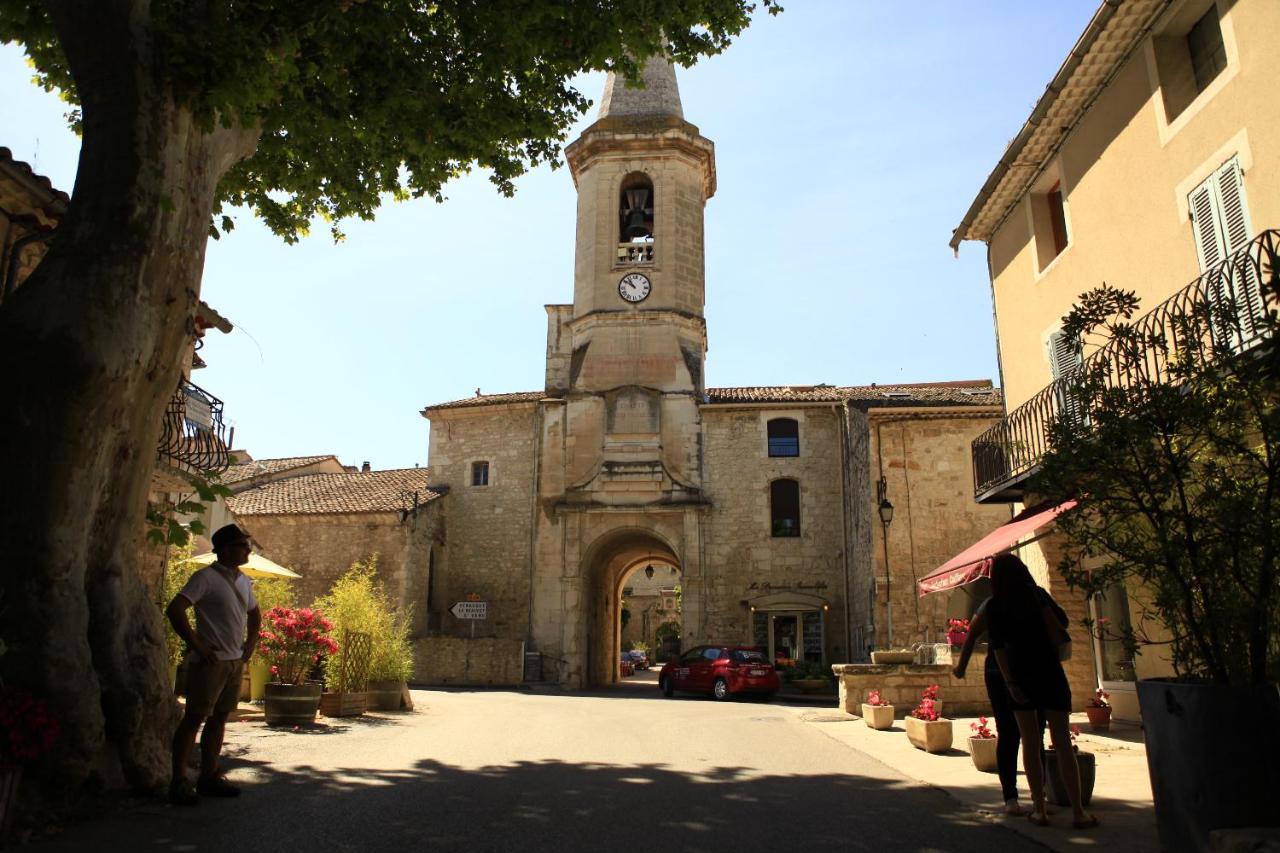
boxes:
[730,650,767,664]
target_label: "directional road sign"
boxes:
[449,600,489,620]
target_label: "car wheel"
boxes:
[660,675,674,697]
[713,678,732,701]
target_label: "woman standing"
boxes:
[984,553,1095,828]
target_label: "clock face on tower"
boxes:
[617,272,651,304]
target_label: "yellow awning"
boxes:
[186,551,302,580]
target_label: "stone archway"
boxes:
[580,526,680,687]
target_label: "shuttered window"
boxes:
[1048,328,1086,425]
[1189,156,1260,347]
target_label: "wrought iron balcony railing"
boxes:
[156,379,230,475]
[972,228,1279,503]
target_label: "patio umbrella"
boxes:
[186,551,302,580]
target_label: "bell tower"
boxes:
[544,56,716,502]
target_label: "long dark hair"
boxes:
[989,553,1038,605]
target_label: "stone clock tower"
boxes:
[543,55,716,502]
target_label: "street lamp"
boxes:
[879,498,895,648]
[645,564,654,579]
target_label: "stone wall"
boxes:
[413,636,525,686]
[867,412,1010,651]
[426,404,538,640]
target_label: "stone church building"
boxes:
[409,58,1012,687]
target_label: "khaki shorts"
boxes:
[184,656,243,718]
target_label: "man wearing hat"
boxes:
[166,523,261,805]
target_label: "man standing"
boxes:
[166,523,261,805]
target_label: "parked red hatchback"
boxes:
[658,645,779,701]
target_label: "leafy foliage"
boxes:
[1032,254,1280,687]
[313,555,414,688]
[161,542,200,668]
[145,469,234,547]
[0,1,781,242]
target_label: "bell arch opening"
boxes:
[581,526,681,687]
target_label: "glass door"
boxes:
[772,614,799,668]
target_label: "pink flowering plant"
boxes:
[921,683,940,701]
[1087,688,1111,708]
[970,716,995,739]
[0,686,59,768]
[910,685,943,721]
[865,690,890,707]
[257,606,339,686]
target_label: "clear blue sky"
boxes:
[1,1,1098,471]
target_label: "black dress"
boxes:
[986,587,1072,713]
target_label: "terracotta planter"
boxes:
[862,704,895,730]
[320,691,368,717]
[367,680,407,711]
[969,736,999,772]
[905,715,953,753]
[1084,705,1112,731]
[1044,749,1095,807]
[264,682,322,726]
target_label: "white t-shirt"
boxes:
[178,563,259,661]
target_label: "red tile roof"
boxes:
[227,468,442,516]
[0,146,70,209]
[222,455,340,485]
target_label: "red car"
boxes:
[658,645,780,701]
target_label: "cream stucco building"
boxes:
[950,0,1278,719]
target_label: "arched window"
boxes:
[770,479,801,537]
[767,418,799,457]
[618,174,654,264]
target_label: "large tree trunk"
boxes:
[0,1,256,801]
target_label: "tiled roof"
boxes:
[228,468,442,516]
[426,382,1002,412]
[0,146,70,208]
[222,455,339,485]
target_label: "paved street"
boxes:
[31,682,1048,853]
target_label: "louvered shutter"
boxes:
[1215,158,1262,341]
[1048,329,1085,425]
[1189,181,1224,273]
[1189,156,1258,348]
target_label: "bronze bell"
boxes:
[622,188,652,240]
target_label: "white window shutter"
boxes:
[1215,157,1252,255]
[1189,181,1224,274]
[1047,329,1081,380]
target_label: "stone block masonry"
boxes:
[414,637,524,686]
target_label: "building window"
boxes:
[1031,177,1070,271]
[1048,327,1087,425]
[471,461,489,486]
[1189,155,1260,348]
[1186,6,1227,93]
[770,479,800,538]
[767,418,799,457]
[1046,183,1069,257]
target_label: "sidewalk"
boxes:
[793,707,1157,853]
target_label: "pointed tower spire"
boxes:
[598,54,683,120]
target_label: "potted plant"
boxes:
[1043,725,1095,807]
[0,685,59,841]
[945,617,970,647]
[1034,281,1280,849]
[968,716,998,772]
[367,606,415,712]
[920,682,943,718]
[1084,688,1112,731]
[257,606,338,726]
[904,691,952,753]
[786,660,830,693]
[314,557,398,717]
[861,690,895,730]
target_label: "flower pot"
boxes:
[367,680,406,711]
[1084,705,1112,731]
[791,678,828,694]
[870,650,915,665]
[1043,749,1095,807]
[263,682,322,726]
[905,715,953,753]
[969,736,999,772]
[862,704,895,730]
[320,691,368,718]
[0,766,20,842]
[249,658,271,702]
[1138,679,1280,853]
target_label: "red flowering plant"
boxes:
[865,690,891,707]
[970,716,996,739]
[911,685,943,721]
[1087,688,1111,708]
[921,683,940,702]
[945,618,971,645]
[0,686,59,768]
[257,606,339,686]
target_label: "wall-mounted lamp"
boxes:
[878,498,895,526]
[879,496,895,646]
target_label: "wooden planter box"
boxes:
[320,691,368,718]
[862,704,895,730]
[367,680,407,711]
[905,716,953,753]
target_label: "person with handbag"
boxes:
[166,524,261,806]
[985,553,1096,829]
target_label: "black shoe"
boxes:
[169,779,199,806]
[196,775,240,798]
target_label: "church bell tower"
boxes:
[544,56,716,502]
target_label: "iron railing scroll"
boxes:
[972,228,1279,502]
[156,379,231,474]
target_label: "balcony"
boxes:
[972,228,1279,503]
[156,379,231,477]
[616,241,654,265]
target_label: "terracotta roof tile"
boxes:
[222,455,339,485]
[228,468,442,516]
[422,391,546,413]
[0,146,70,208]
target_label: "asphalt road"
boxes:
[29,678,1047,853]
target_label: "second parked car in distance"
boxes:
[658,645,779,701]
[627,649,650,670]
